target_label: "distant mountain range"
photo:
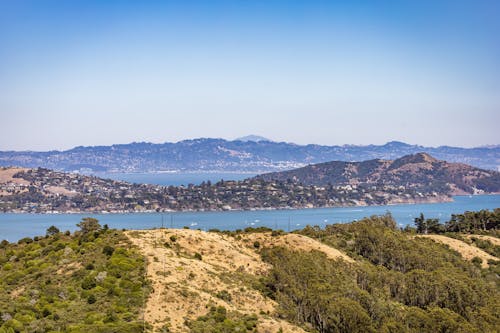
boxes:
[0,138,499,173]
[257,153,500,195]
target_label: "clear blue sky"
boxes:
[1,0,499,150]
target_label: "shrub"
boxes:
[471,256,483,267]
[81,276,97,290]
[216,290,232,302]
[18,237,33,244]
[102,246,115,256]
[87,294,97,304]
[271,229,285,237]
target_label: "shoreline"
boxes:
[0,194,460,215]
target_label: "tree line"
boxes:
[412,208,499,234]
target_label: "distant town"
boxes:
[2,151,499,214]
[0,166,454,214]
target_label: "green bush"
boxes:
[187,306,257,332]
[216,290,232,302]
[102,245,115,256]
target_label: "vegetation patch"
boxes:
[277,213,500,332]
[186,306,258,333]
[0,218,149,333]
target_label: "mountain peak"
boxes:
[235,135,271,142]
[383,141,414,148]
[395,153,439,164]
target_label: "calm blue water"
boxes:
[1,195,499,242]
[92,172,257,186]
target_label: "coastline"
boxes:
[0,194,456,215]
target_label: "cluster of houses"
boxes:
[0,168,442,213]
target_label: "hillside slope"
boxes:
[417,235,498,268]
[0,227,148,332]
[257,153,500,195]
[125,229,353,332]
[1,215,499,333]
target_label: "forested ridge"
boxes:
[263,213,499,332]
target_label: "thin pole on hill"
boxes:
[143,255,147,332]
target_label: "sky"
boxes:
[0,0,499,151]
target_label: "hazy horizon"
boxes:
[1,1,499,150]
[0,135,498,153]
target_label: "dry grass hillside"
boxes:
[417,234,498,268]
[0,167,29,184]
[125,229,353,332]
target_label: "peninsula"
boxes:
[1,154,498,213]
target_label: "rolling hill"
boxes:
[256,153,500,195]
[1,215,498,332]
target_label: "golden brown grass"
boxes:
[417,234,498,268]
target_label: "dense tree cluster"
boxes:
[260,214,500,332]
[0,219,148,332]
[413,209,500,234]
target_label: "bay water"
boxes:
[1,195,499,242]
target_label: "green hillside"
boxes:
[0,220,148,333]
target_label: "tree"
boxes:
[426,218,442,233]
[46,225,60,237]
[414,213,427,234]
[76,217,101,235]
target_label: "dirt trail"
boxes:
[126,229,322,332]
[418,235,498,268]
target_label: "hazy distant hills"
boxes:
[0,138,499,172]
[235,135,271,142]
[257,153,500,195]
